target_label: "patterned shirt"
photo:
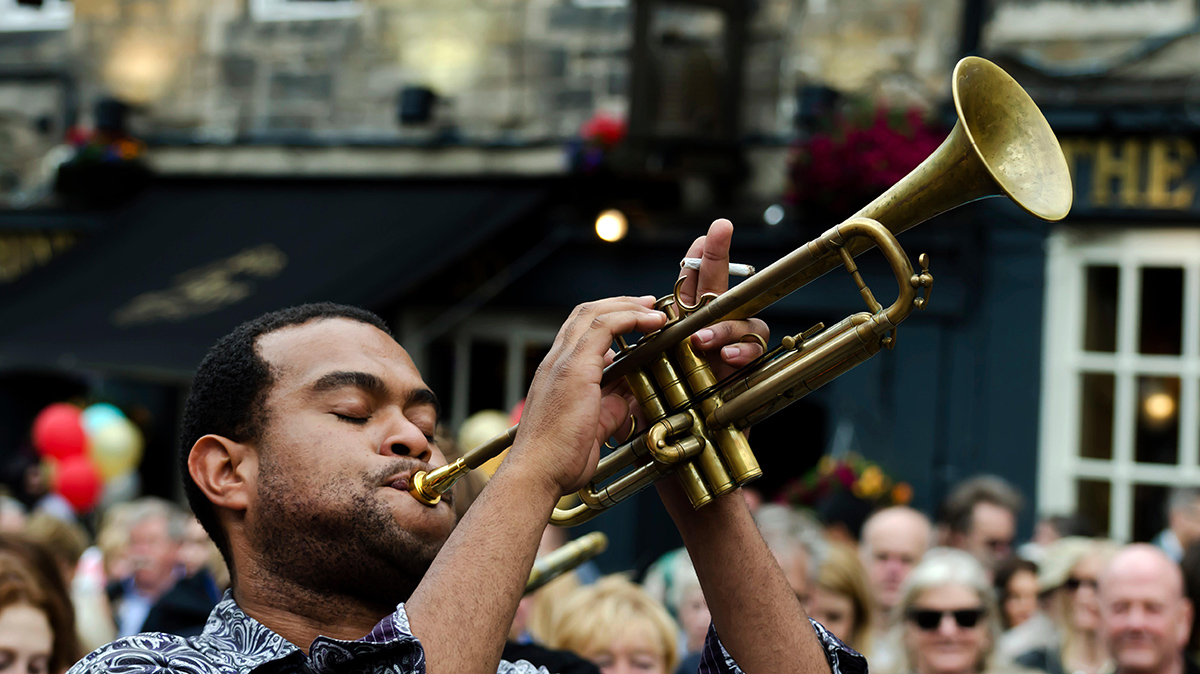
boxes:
[69,591,868,674]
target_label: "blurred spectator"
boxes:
[25,512,89,584]
[861,506,932,623]
[755,504,826,607]
[1179,542,1200,662]
[641,550,707,672]
[642,551,708,661]
[897,548,1001,674]
[141,518,224,637]
[994,558,1039,631]
[1099,545,1194,674]
[941,476,1024,574]
[1011,538,1116,674]
[1152,488,1200,563]
[811,542,874,654]
[0,549,55,674]
[0,494,26,532]
[0,535,82,673]
[1019,515,1095,565]
[859,506,932,674]
[546,575,679,674]
[96,502,136,583]
[107,498,186,637]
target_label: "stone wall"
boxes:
[0,0,1007,199]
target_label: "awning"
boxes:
[0,177,548,379]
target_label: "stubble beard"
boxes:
[250,448,450,611]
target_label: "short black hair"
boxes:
[179,303,392,570]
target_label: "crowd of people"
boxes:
[4,468,1200,674]
[0,224,1197,674]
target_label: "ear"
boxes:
[188,434,257,513]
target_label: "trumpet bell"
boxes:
[952,56,1072,222]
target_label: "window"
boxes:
[400,311,559,433]
[0,0,72,32]
[249,0,361,23]
[1039,227,1200,541]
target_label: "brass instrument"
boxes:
[525,532,608,594]
[411,56,1073,525]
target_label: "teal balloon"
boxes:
[81,404,124,435]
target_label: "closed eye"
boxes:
[334,413,370,425]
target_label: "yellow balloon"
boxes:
[457,410,511,478]
[88,418,144,481]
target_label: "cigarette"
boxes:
[680,258,756,277]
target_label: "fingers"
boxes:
[691,318,769,367]
[596,392,631,449]
[697,219,733,298]
[550,296,665,363]
[677,219,734,305]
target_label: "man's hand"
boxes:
[508,296,667,496]
[677,219,769,377]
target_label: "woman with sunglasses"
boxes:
[1011,538,1117,674]
[896,548,1000,674]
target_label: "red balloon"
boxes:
[509,398,525,426]
[32,403,86,461]
[54,457,102,514]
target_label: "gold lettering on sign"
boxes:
[0,232,79,283]
[1091,138,1142,208]
[1146,137,1196,209]
[111,244,288,327]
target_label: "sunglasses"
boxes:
[1063,576,1098,592]
[906,607,986,630]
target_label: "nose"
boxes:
[938,613,959,635]
[380,415,433,463]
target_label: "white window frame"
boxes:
[0,0,72,33]
[1039,226,1200,542]
[249,0,362,23]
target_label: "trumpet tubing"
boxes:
[411,56,1073,525]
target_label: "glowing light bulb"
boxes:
[1143,392,1176,421]
[595,209,628,242]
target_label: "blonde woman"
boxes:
[897,548,1001,674]
[1011,538,1117,674]
[545,575,679,674]
[811,543,874,655]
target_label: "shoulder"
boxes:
[68,633,225,674]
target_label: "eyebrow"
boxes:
[310,370,441,418]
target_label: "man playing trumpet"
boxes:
[69,220,865,674]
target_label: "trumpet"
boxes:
[525,532,608,594]
[411,56,1073,525]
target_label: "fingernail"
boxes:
[722,344,741,359]
[696,329,714,344]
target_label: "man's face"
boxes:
[962,502,1014,571]
[128,515,179,594]
[775,548,810,608]
[862,514,928,610]
[243,318,457,607]
[1101,559,1191,674]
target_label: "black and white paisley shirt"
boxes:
[68,591,868,674]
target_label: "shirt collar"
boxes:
[194,590,422,673]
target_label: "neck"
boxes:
[1065,629,1106,669]
[232,563,394,652]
